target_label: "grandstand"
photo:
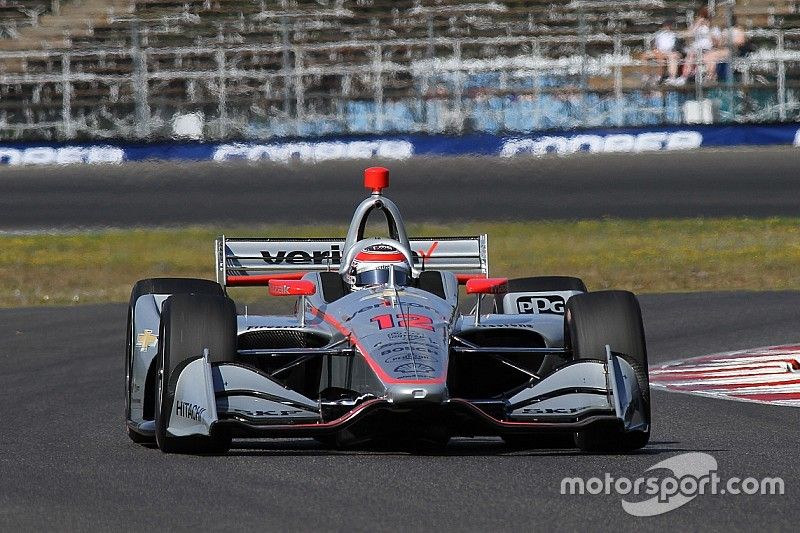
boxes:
[0,1,799,140]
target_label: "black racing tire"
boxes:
[126,278,223,444]
[565,290,650,452]
[495,276,587,313]
[154,293,236,454]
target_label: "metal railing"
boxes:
[1,28,799,140]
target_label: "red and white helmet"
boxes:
[345,243,412,288]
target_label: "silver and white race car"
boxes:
[125,167,650,454]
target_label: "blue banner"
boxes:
[1,123,799,166]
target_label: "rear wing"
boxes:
[216,235,488,287]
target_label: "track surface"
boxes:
[2,147,800,228]
[1,292,798,531]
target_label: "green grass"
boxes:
[2,218,800,307]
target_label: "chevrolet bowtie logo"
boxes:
[136,329,158,352]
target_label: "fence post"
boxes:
[578,5,588,123]
[131,21,151,139]
[724,0,736,122]
[695,48,704,104]
[777,30,787,121]
[281,15,292,121]
[61,52,74,139]
[373,44,384,133]
[294,46,305,136]
[453,40,464,133]
[216,48,227,138]
[613,33,624,127]
[532,38,542,130]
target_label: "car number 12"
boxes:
[370,313,435,331]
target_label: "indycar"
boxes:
[125,167,650,454]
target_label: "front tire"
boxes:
[565,290,650,452]
[126,278,223,444]
[154,293,236,454]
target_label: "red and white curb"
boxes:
[649,345,800,407]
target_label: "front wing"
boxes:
[163,346,648,440]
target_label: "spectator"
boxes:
[705,17,752,82]
[643,19,682,84]
[672,7,720,86]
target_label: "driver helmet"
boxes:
[345,243,412,288]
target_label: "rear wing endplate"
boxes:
[216,235,488,287]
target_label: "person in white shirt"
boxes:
[643,19,682,83]
[674,7,721,85]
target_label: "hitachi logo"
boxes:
[176,401,206,421]
[261,245,342,265]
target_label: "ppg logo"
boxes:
[517,295,566,314]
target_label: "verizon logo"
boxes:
[261,245,342,265]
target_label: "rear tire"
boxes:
[154,293,236,454]
[495,276,587,313]
[126,278,223,444]
[565,290,650,452]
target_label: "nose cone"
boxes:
[385,383,448,404]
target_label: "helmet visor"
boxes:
[355,266,410,287]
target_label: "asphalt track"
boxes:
[1,291,799,531]
[1,146,800,229]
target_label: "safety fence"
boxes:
[1,29,800,141]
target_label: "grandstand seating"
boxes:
[0,1,798,141]
[0,1,708,53]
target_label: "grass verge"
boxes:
[2,218,799,307]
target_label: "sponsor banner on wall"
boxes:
[1,123,800,166]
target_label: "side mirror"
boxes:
[268,279,316,297]
[466,278,507,326]
[268,280,316,327]
[465,277,508,295]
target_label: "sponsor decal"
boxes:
[175,401,206,421]
[374,339,437,350]
[244,325,308,330]
[476,323,537,329]
[229,408,306,417]
[380,344,439,357]
[213,140,414,163]
[136,329,158,352]
[394,362,436,374]
[346,301,446,322]
[416,242,439,262]
[252,241,446,269]
[387,331,426,341]
[261,244,342,266]
[516,295,566,314]
[0,146,124,166]
[385,353,440,364]
[521,407,589,414]
[501,131,702,157]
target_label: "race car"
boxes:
[125,167,650,454]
